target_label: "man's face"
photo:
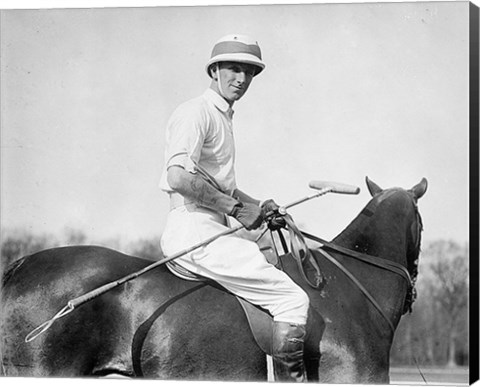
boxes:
[212,62,256,104]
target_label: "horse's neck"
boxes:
[323,190,417,328]
[332,191,410,265]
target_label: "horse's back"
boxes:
[2,246,149,295]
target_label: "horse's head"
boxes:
[365,176,428,313]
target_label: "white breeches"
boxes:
[161,204,309,325]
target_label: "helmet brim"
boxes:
[206,53,265,78]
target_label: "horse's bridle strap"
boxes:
[299,230,413,287]
[282,215,324,289]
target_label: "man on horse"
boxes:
[159,34,311,382]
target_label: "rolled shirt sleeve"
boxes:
[163,101,208,174]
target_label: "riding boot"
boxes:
[272,321,307,382]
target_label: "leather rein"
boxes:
[272,216,415,335]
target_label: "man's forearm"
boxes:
[167,166,239,214]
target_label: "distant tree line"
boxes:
[0,227,164,269]
[1,229,469,367]
[390,240,469,367]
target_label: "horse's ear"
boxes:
[366,176,383,197]
[410,178,428,200]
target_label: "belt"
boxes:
[168,192,229,226]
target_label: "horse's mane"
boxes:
[406,199,423,288]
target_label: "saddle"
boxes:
[166,220,325,356]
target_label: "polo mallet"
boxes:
[25,180,360,342]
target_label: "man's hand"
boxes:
[229,202,264,230]
[261,199,280,215]
[261,199,287,231]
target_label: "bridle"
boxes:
[272,191,423,335]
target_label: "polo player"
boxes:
[159,34,311,381]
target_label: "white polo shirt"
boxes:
[160,88,237,195]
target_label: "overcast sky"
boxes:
[1,1,471,247]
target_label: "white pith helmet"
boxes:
[205,34,266,78]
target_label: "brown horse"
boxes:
[1,177,427,383]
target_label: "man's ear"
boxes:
[210,65,218,80]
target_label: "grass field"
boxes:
[101,363,472,385]
[390,366,470,385]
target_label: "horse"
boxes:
[1,177,427,383]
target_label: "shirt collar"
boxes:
[204,88,234,118]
